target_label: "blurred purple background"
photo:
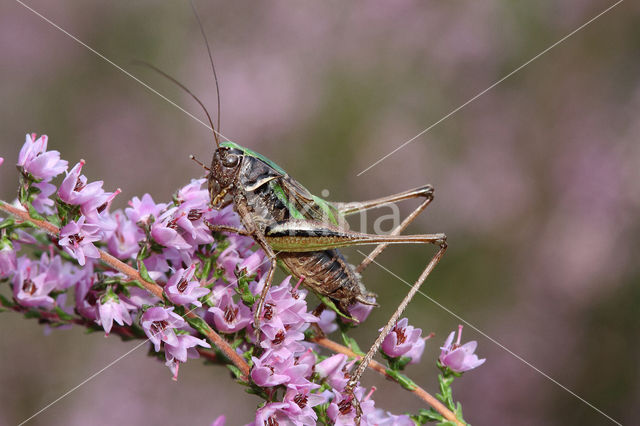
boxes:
[1,1,639,425]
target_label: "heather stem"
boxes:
[0,200,250,379]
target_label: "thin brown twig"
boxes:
[0,200,250,379]
[313,336,463,426]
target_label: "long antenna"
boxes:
[132,60,220,149]
[190,0,221,148]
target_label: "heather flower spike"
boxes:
[439,324,486,373]
[17,133,68,181]
[1,132,467,424]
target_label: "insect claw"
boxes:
[343,382,363,425]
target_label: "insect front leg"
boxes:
[204,221,252,236]
[251,231,278,335]
[229,203,279,336]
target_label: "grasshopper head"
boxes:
[208,146,243,207]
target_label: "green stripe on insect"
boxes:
[271,182,306,220]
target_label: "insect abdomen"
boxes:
[277,249,374,313]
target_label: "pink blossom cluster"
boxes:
[1,133,483,425]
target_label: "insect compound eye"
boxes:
[222,153,239,168]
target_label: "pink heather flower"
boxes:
[39,252,79,292]
[404,334,430,365]
[346,298,376,324]
[251,354,291,387]
[125,193,166,225]
[31,181,56,214]
[96,290,135,335]
[119,286,161,308]
[141,306,186,351]
[165,264,210,307]
[217,246,244,282]
[316,353,351,391]
[164,334,210,363]
[254,402,291,426]
[294,349,317,380]
[58,160,105,206]
[17,133,67,181]
[317,309,338,335]
[369,410,414,426]
[327,388,376,426]
[75,269,98,321]
[439,325,485,373]
[258,276,317,338]
[237,251,266,279]
[209,292,252,333]
[0,240,17,278]
[58,216,101,266]
[281,387,325,424]
[12,256,56,309]
[203,203,242,229]
[150,208,192,251]
[0,157,3,166]
[381,318,423,359]
[175,178,210,206]
[259,324,306,360]
[172,201,214,247]
[251,350,314,389]
[81,188,120,223]
[106,211,144,259]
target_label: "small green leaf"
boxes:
[27,204,45,221]
[340,331,364,356]
[317,295,352,320]
[0,217,15,230]
[234,270,257,307]
[383,353,412,371]
[137,259,156,284]
[47,214,61,228]
[24,309,42,319]
[226,364,244,380]
[54,306,74,321]
[413,408,444,423]
[385,369,417,391]
[185,315,211,337]
[0,294,15,308]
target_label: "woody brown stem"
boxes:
[0,200,250,380]
[313,336,463,426]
